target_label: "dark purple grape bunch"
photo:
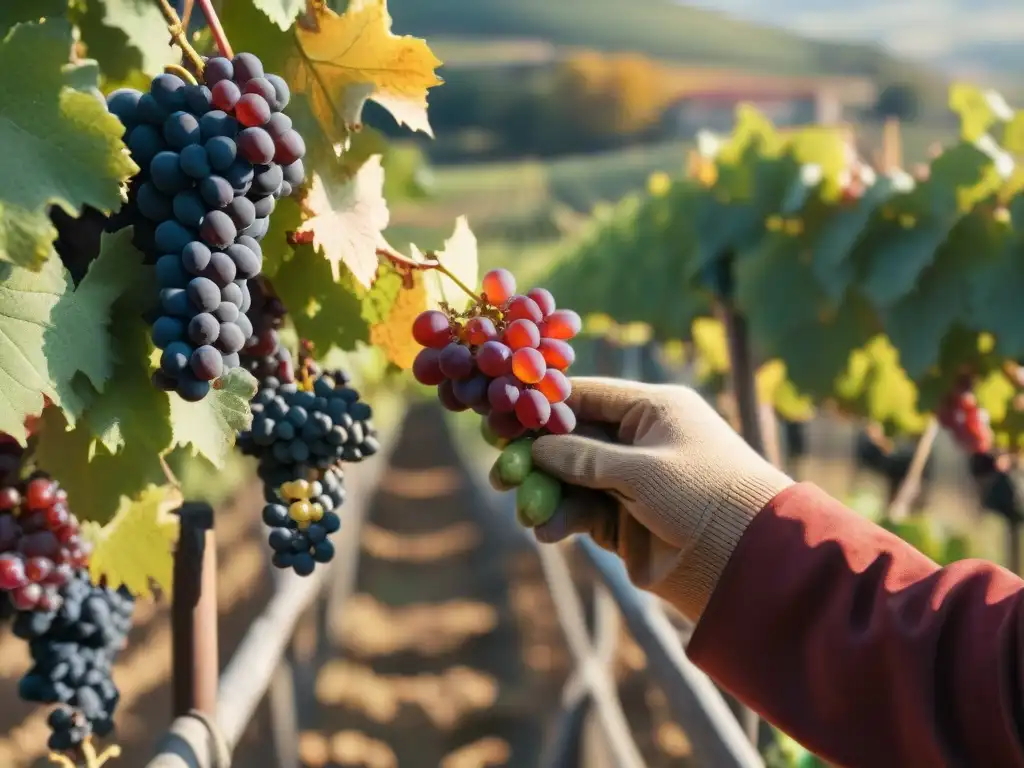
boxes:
[105,53,306,402]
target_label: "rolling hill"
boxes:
[388,0,950,108]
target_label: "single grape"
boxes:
[151,316,185,348]
[217,322,246,354]
[238,127,275,164]
[538,338,575,370]
[496,440,534,486]
[437,379,468,412]
[482,269,516,306]
[204,250,237,286]
[106,88,142,127]
[226,243,261,279]
[136,93,170,125]
[243,77,278,107]
[251,163,283,196]
[536,369,571,404]
[155,254,188,288]
[506,295,543,323]
[160,287,192,317]
[547,402,577,435]
[205,136,237,172]
[252,195,276,218]
[275,182,293,199]
[541,309,582,341]
[161,341,192,376]
[247,217,270,240]
[173,190,207,228]
[504,319,540,350]
[150,151,189,195]
[487,409,526,440]
[199,175,234,208]
[224,160,255,192]
[127,124,164,168]
[0,554,26,590]
[188,313,220,346]
[515,389,551,429]
[438,343,474,380]
[211,79,241,111]
[265,112,292,138]
[236,312,253,340]
[487,376,521,413]
[516,472,562,527]
[236,94,272,127]
[163,111,201,149]
[453,375,490,408]
[187,277,221,312]
[412,348,445,386]
[412,310,451,348]
[190,345,224,381]
[137,182,172,221]
[200,210,237,249]
[179,144,212,179]
[274,130,306,165]
[221,282,243,307]
[476,340,512,377]
[177,373,211,402]
[527,287,556,317]
[199,110,238,140]
[184,84,213,115]
[265,74,290,109]
[203,56,234,86]
[464,317,498,345]
[181,241,213,275]
[150,73,187,110]
[232,52,265,83]
[154,220,193,255]
[511,348,546,384]
[282,160,304,187]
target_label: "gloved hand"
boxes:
[506,377,794,620]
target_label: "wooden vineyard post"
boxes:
[172,502,219,717]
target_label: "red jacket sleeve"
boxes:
[687,483,1024,768]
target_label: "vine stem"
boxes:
[48,737,122,767]
[887,417,940,522]
[195,0,233,58]
[153,0,206,74]
[376,246,481,303]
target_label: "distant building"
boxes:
[662,73,877,135]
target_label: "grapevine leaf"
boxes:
[169,368,257,468]
[33,406,168,523]
[858,216,950,308]
[359,267,402,325]
[968,237,1024,359]
[259,195,303,279]
[81,484,181,598]
[369,271,428,370]
[272,244,369,352]
[0,229,144,444]
[0,19,137,270]
[291,0,443,137]
[74,0,178,79]
[295,157,390,288]
[949,83,999,143]
[252,0,304,29]
[0,0,68,37]
[420,216,479,312]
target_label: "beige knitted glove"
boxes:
[522,377,793,620]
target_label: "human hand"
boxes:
[495,377,793,618]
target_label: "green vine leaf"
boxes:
[0,228,144,445]
[0,0,68,38]
[74,0,178,79]
[252,0,305,30]
[418,215,479,313]
[0,19,137,271]
[169,368,258,469]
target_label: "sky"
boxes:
[682,0,1024,63]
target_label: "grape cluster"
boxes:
[262,474,343,576]
[411,268,581,439]
[0,475,91,613]
[240,277,294,382]
[105,52,305,402]
[239,369,379,471]
[937,380,993,454]
[15,571,134,752]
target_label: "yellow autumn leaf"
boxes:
[296,156,390,289]
[420,216,479,313]
[81,484,181,598]
[291,0,444,137]
[370,271,429,369]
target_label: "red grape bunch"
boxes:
[411,268,581,440]
[936,379,993,455]
[0,475,91,614]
